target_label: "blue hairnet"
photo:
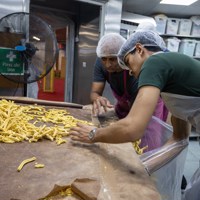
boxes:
[117,30,166,69]
[96,33,126,58]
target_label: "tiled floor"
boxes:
[183,138,200,184]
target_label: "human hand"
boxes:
[92,96,114,116]
[69,122,98,143]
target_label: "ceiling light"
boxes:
[33,36,40,41]
[160,0,197,6]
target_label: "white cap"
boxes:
[136,21,156,32]
[96,33,126,58]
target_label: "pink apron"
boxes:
[112,71,132,119]
[111,71,169,152]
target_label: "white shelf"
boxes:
[161,34,200,39]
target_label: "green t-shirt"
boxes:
[138,52,200,97]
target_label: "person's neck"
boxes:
[152,51,163,55]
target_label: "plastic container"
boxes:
[165,37,180,52]
[191,16,200,36]
[166,18,180,35]
[178,39,196,56]
[194,41,200,57]
[178,19,192,36]
[154,14,167,34]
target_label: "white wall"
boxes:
[0,0,29,19]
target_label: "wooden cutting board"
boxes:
[0,103,161,200]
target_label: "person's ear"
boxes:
[135,43,143,54]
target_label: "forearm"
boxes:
[93,118,144,143]
[90,91,101,103]
[90,82,105,104]
[92,87,160,144]
[70,86,160,145]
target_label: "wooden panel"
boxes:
[0,76,23,88]
[60,56,66,78]
[43,68,54,92]
[0,101,160,199]
[0,32,23,48]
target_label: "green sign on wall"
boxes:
[0,48,24,75]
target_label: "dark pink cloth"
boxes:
[113,71,132,119]
[140,98,169,152]
[111,71,169,152]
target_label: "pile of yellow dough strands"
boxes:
[0,99,146,154]
[132,140,148,155]
[0,99,92,145]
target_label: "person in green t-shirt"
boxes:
[70,30,200,143]
[69,30,200,197]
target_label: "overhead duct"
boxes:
[76,0,108,6]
